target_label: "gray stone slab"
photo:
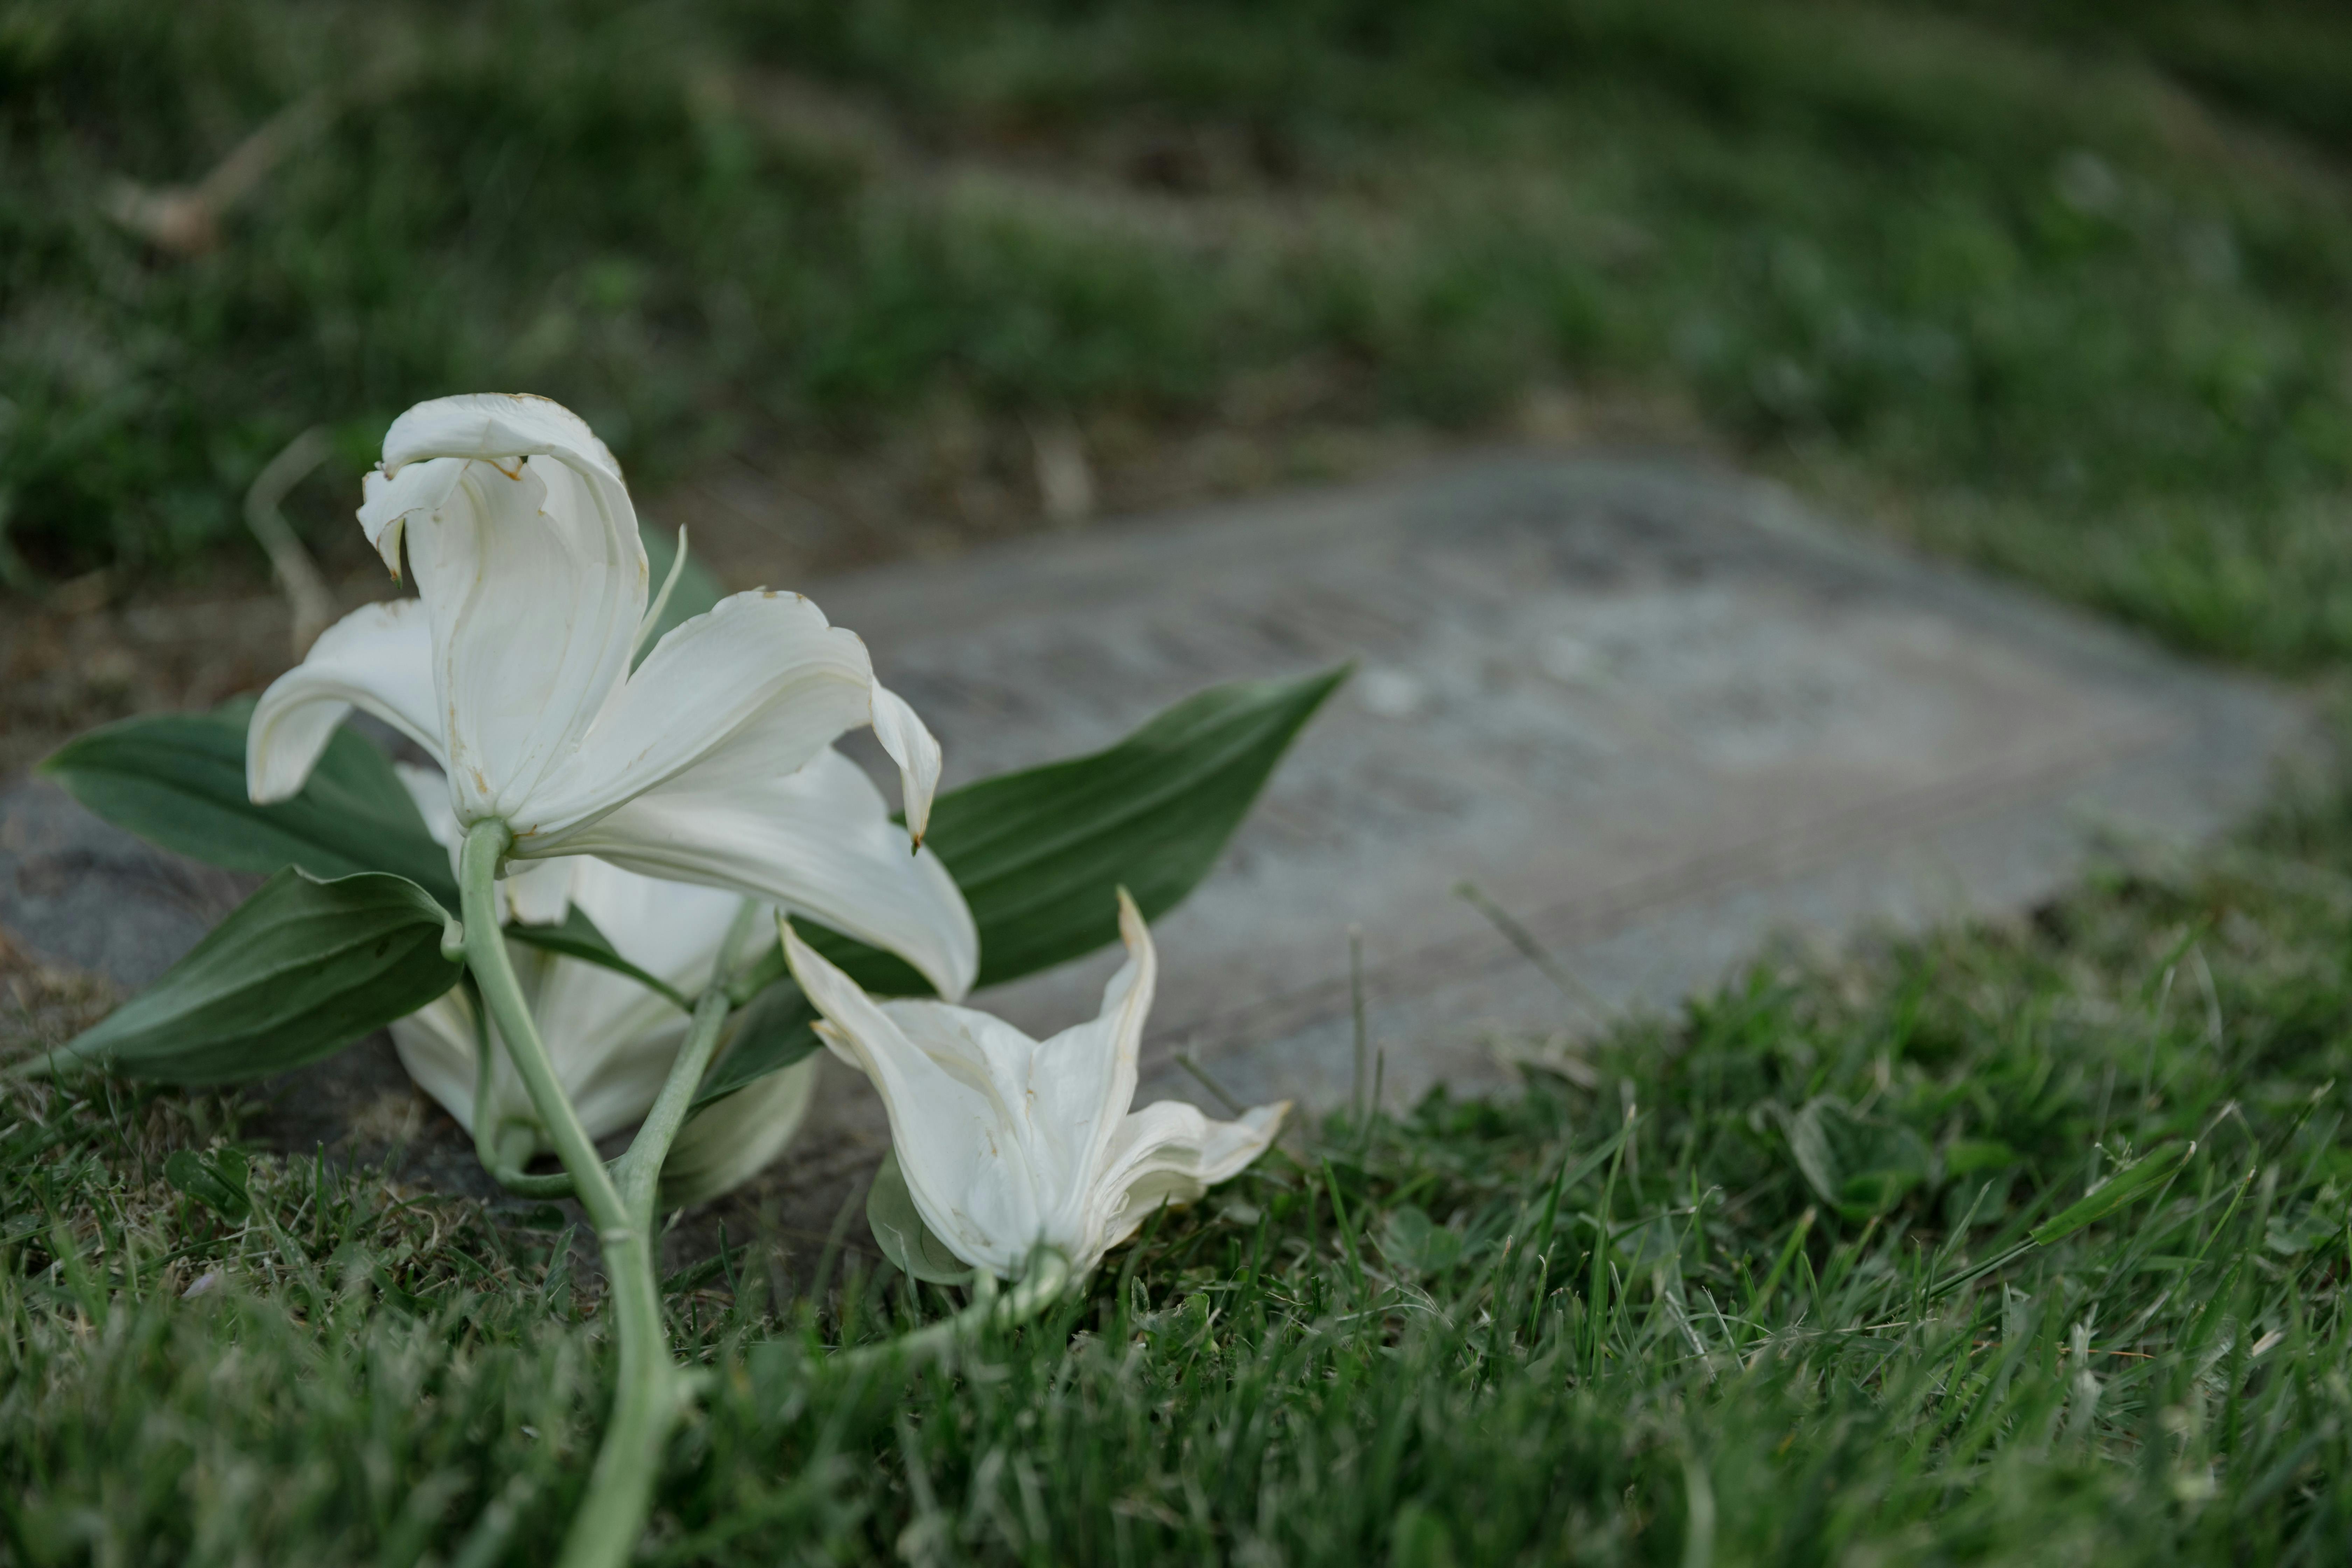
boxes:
[812,451,2312,1116]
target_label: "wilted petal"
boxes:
[1022,890,1155,1237]
[567,748,979,1003]
[357,458,463,575]
[247,599,441,803]
[658,1056,820,1209]
[785,924,1043,1278]
[357,393,647,828]
[792,890,1283,1281]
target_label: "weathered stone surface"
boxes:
[812,452,2312,1119]
[0,452,2314,1247]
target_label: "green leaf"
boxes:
[58,869,462,1084]
[39,699,457,904]
[867,1148,973,1284]
[1379,1206,1464,1278]
[940,665,1347,989]
[164,1148,251,1222]
[504,906,691,1011]
[1784,1096,1932,1221]
[692,976,821,1109]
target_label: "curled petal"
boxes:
[380,392,625,485]
[870,681,942,844]
[247,599,441,803]
[354,394,648,827]
[400,455,645,825]
[357,458,462,576]
[566,748,979,1003]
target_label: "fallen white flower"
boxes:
[245,392,974,1000]
[785,889,1287,1280]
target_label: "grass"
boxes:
[8,752,2352,1563]
[7,0,2352,666]
[10,3,2352,1562]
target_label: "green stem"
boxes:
[614,898,761,1220]
[838,1251,1074,1370]
[467,975,578,1198]
[460,821,689,1568]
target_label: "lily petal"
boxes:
[388,984,495,1133]
[1023,889,1155,1234]
[566,748,979,1002]
[536,858,745,1135]
[502,858,580,925]
[356,458,463,576]
[870,680,942,844]
[404,457,645,825]
[357,394,648,828]
[1091,1099,1289,1259]
[525,590,877,840]
[247,598,442,803]
[785,924,1043,1277]
[658,1056,820,1209]
[381,391,626,484]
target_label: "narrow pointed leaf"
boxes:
[943,664,1347,988]
[55,869,462,1084]
[692,978,821,1108]
[39,699,456,903]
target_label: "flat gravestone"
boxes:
[813,452,2310,1117]
[0,452,2313,1227]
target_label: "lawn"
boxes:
[9,778,2352,1562]
[6,1,2352,1562]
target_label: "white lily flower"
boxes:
[245,392,974,1000]
[389,765,816,1204]
[784,890,1288,1280]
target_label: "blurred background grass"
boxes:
[5,0,2352,666]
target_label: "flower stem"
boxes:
[465,975,578,1198]
[460,821,690,1568]
[614,898,760,1219]
[839,1250,1074,1370]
